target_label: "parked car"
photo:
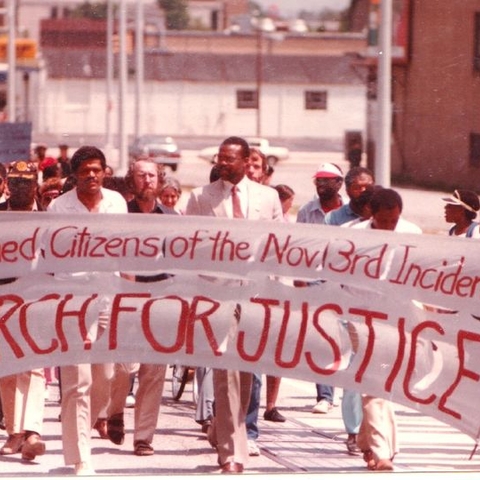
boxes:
[128,135,181,171]
[198,137,289,166]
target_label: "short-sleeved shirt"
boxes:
[296,197,345,225]
[48,187,128,313]
[48,187,127,214]
[324,203,358,226]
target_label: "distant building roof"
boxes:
[42,50,366,85]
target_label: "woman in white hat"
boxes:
[442,189,480,237]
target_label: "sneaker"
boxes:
[247,439,260,456]
[346,434,362,456]
[312,399,332,414]
[125,394,136,408]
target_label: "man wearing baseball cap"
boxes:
[0,159,46,463]
[295,162,345,414]
[296,162,344,224]
[0,160,41,211]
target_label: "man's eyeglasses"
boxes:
[213,154,240,165]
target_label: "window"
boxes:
[470,132,480,167]
[475,13,480,71]
[305,90,327,110]
[236,90,258,109]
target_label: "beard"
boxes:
[135,186,157,202]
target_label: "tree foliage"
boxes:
[158,0,189,30]
[70,1,108,20]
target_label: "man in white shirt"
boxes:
[48,146,127,475]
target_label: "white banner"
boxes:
[1,212,479,441]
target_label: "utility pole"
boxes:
[105,0,114,150]
[134,0,144,140]
[256,27,262,137]
[7,0,16,122]
[118,0,128,173]
[377,0,393,187]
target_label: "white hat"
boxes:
[313,163,343,179]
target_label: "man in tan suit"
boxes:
[186,136,282,473]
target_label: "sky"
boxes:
[255,0,352,17]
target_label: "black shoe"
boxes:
[263,407,286,422]
[346,434,362,456]
[107,413,125,445]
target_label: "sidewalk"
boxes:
[1,372,478,478]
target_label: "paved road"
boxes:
[1,373,478,478]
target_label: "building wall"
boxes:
[39,78,366,141]
[392,0,480,189]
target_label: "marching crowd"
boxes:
[0,137,477,475]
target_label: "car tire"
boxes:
[266,155,278,166]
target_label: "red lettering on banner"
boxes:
[20,294,60,355]
[141,295,189,353]
[278,301,308,368]
[305,303,342,375]
[55,293,99,351]
[403,321,444,404]
[168,231,204,259]
[260,234,321,267]
[237,298,276,362]
[209,231,250,261]
[186,296,222,356]
[109,293,151,350]
[0,228,39,263]
[385,317,406,392]
[49,226,78,258]
[438,330,480,420]
[0,295,24,358]
[350,308,388,383]
[49,226,163,259]
[326,241,386,279]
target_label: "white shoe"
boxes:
[74,462,96,476]
[125,394,136,408]
[247,439,260,456]
[312,399,332,414]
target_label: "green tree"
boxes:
[158,0,189,30]
[70,1,108,20]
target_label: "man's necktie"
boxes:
[231,186,244,218]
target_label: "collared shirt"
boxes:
[221,177,249,219]
[48,186,128,314]
[48,187,127,214]
[324,203,358,226]
[296,196,345,225]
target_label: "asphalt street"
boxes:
[1,373,479,478]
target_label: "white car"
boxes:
[198,137,289,166]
